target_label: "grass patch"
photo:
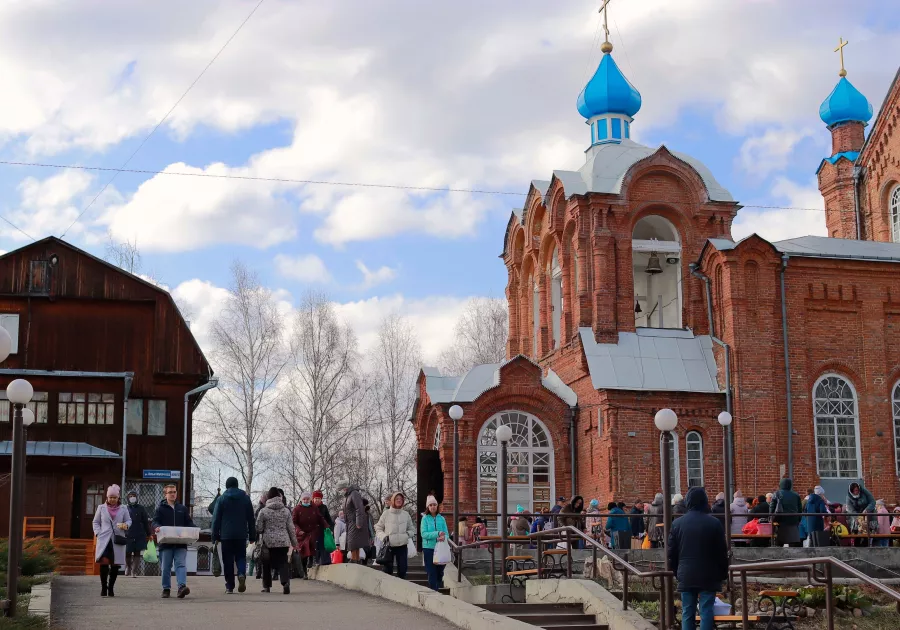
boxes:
[466,574,495,586]
[0,595,47,630]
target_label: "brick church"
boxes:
[412,36,900,521]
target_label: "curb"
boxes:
[28,579,52,619]
[311,563,535,630]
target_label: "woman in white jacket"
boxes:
[730,490,750,538]
[374,492,416,578]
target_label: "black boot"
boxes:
[100,565,109,597]
[107,566,119,597]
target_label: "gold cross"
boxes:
[599,0,613,53]
[835,37,848,77]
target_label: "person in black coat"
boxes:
[312,490,334,567]
[124,490,152,577]
[211,477,257,594]
[770,478,803,547]
[711,493,727,524]
[629,500,645,539]
[667,487,728,630]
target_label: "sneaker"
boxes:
[177,586,190,599]
[123,567,130,577]
[225,589,234,595]
[238,575,246,593]
[161,589,170,599]
[283,585,290,595]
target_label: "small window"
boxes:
[892,382,900,475]
[611,118,622,139]
[685,431,704,489]
[891,186,900,243]
[86,483,104,516]
[148,400,166,436]
[624,120,630,139]
[59,393,114,426]
[597,119,608,141]
[29,261,49,294]
[127,399,144,435]
[0,314,19,354]
[0,391,48,423]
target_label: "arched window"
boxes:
[550,246,562,348]
[891,186,900,243]
[660,432,680,496]
[433,422,442,451]
[892,382,900,475]
[633,215,682,329]
[813,375,860,478]
[685,431,704,489]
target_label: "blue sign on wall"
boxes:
[143,469,181,480]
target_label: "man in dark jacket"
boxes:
[629,500,645,540]
[770,478,803,547]
[667,487,728,630]
[152,483,196,599]
[211,477,256,594]
[711,492,727,524]
[312,490,334,566]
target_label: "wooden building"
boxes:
[0,237,212,540]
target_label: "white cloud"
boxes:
[732,177,827,243]
[356,260,397,289]
[274,253,332,283]
[171,279,231,353]
[737,127,818,178]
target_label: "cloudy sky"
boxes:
[0,0,897,361]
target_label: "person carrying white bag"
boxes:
[374,492,417,579]
[420,495,451,591]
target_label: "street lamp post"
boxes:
[448,405,463,545]
[655,408,678,630]
[496,423,513,582]
[4,377,33,618]
[718,411,734,557]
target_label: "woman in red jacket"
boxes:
[292,491,327,578]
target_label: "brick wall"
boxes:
[858,76,900,243]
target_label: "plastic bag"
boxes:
[359,547,366,561]
[331,549,344,564]
[142,540,158,564]
[433,540,452,565]
[324,528,336,553]
[374,535,384,554]
[641,535,652,550]
[407,540,417,559]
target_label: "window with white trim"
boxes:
[433,422,442,451]
[0,391,48,423]
[891,185,900,243]
[892,382,900,475]
[660,432,680,496]
[59,393,115,425]
[550,247,562,348]
[813,375,860,478]
[685,431,704,489]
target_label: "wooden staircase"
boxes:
[54,538,95,576]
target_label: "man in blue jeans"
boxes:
[212,477,256,593]
[152,483,196,599]
[667,487,728,630]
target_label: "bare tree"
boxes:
[439,297,509,374]
[203,261,287,494]
[369,314,421,503]
[277,291,366,499]
[104,232,142,274]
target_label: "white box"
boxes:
[157,526,200,545]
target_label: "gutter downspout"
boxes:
[568,406,577,498]
[780,255,794,480]
[184,378,218,510]
[853,166,863,240]
[689,264,733,496]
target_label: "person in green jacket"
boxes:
[420,495,450,591]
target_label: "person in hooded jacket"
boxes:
[646,493,665,548]
[711,493,726,525]
[630,500,645,541]
[770,478,803,547]
[256,486,297,594]
[375,492,416,578]
[605,502,631,549]
[211,477,256,594]
[292,491,328,577]
[124,490,151,577]
[804,486,829,547]
[667,487,728,630]
[730,491,749,539]
[845,482,877,541]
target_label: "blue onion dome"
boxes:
[577,52,642,119]
[819,77,873,127]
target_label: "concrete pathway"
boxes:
[51,575,462,629]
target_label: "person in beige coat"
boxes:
[374,492,416,578]
[256,487,298,595]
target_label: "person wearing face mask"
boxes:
[291,491,327,578]
[92,484,132,597]
[124,490,151,577]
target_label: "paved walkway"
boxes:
[51,575,461,629]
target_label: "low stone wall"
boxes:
[311,563,535,630]
[526,578,657,630]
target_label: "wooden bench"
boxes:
[696,616,760,622]
[508,569,538,577]
[543,549,568,555]
[505,555,533,561]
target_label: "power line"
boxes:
[0,214,35,241]
[0,159,828,212]
[59,0,267,238]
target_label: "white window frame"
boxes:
[891,185,900,244]
[813,374,862,479]
[892,381,900,476]
[660,432,681,496]
[685,431,704,489]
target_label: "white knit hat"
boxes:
[426,495,438,507]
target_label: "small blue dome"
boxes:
[577,53,642,119]
[819,77,873,127]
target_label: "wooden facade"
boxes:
[0,237,211,539]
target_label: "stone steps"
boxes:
[480,602,609,630]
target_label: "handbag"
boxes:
[259,540,270,564]
[107,507,128,546]
[376,540,390,565]
[291,550,307,579]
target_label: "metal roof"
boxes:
[0,441,121,458]
[773,235,900,262]
[422,357,577,406]
[579,327,722,393]
[544,141,733,203]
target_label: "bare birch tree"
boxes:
[277,291,365,497]
[369,314,421,502]
[439,297,509,374]
[203,261,287,493]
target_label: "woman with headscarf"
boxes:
[92,484,132,597]
[292,491,327,577]
[123,489,151,577]
[585,499,603,543]
[337,480,367,563]
[672,493,687,519]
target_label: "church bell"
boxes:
[634,300,642,314]
[645,252,663,274]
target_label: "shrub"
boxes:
[0,539,59,577]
